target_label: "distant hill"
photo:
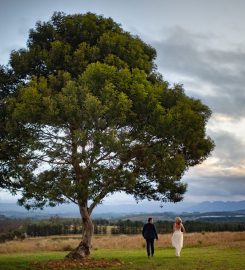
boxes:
[0,202,80,219]
[95,200,245,214]
[122,209,245,222]
[0,200,245,219]
[184,200,245,213]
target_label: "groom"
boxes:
[142,217,158,257]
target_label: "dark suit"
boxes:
[142,222,158,256]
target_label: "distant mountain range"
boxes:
[94,200,245,214]
[122,209,245,222]
[182,200,245,213]
[0,200,245,219]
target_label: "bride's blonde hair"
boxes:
[175,216,182,225]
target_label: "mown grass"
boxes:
[0,251,65,270]
[0,246,244,270]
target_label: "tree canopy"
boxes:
[0,12,214,258]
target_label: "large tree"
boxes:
[0,12,214,258]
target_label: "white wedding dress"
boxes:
[171,226,183,256]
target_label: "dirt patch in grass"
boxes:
[31,258,124,269]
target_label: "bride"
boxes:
[171,217,186,257]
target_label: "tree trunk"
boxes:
[66,205,93,259]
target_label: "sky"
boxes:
[0,0,245,205]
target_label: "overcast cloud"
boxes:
[154,26,245,118]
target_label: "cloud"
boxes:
[153,26,245,118]
[184,129,245,180]
[207,130,245,167]
[180,128,245,201]
[185,175,245,200]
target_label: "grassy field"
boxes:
[0,232,244,270]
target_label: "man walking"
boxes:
[142,217,158,258]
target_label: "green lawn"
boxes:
[0,246,244,270]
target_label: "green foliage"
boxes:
[0,66,35,191]
[0,12,214,212]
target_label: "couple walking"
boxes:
[142,217,186,257]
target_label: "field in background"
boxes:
[0,232,244,270]
[0,231,244,253]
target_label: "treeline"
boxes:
[25,218,110,236]
[26,217,82,236]
[0,230,26,243]
[26,221,108,236]
[0,216,24,234]
[24,218,245,236]
[111,220,144,234]
[183,220,245,233]
[1,216,245,242]
[0,216,26,243]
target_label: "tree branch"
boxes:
[88,188,108,214]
